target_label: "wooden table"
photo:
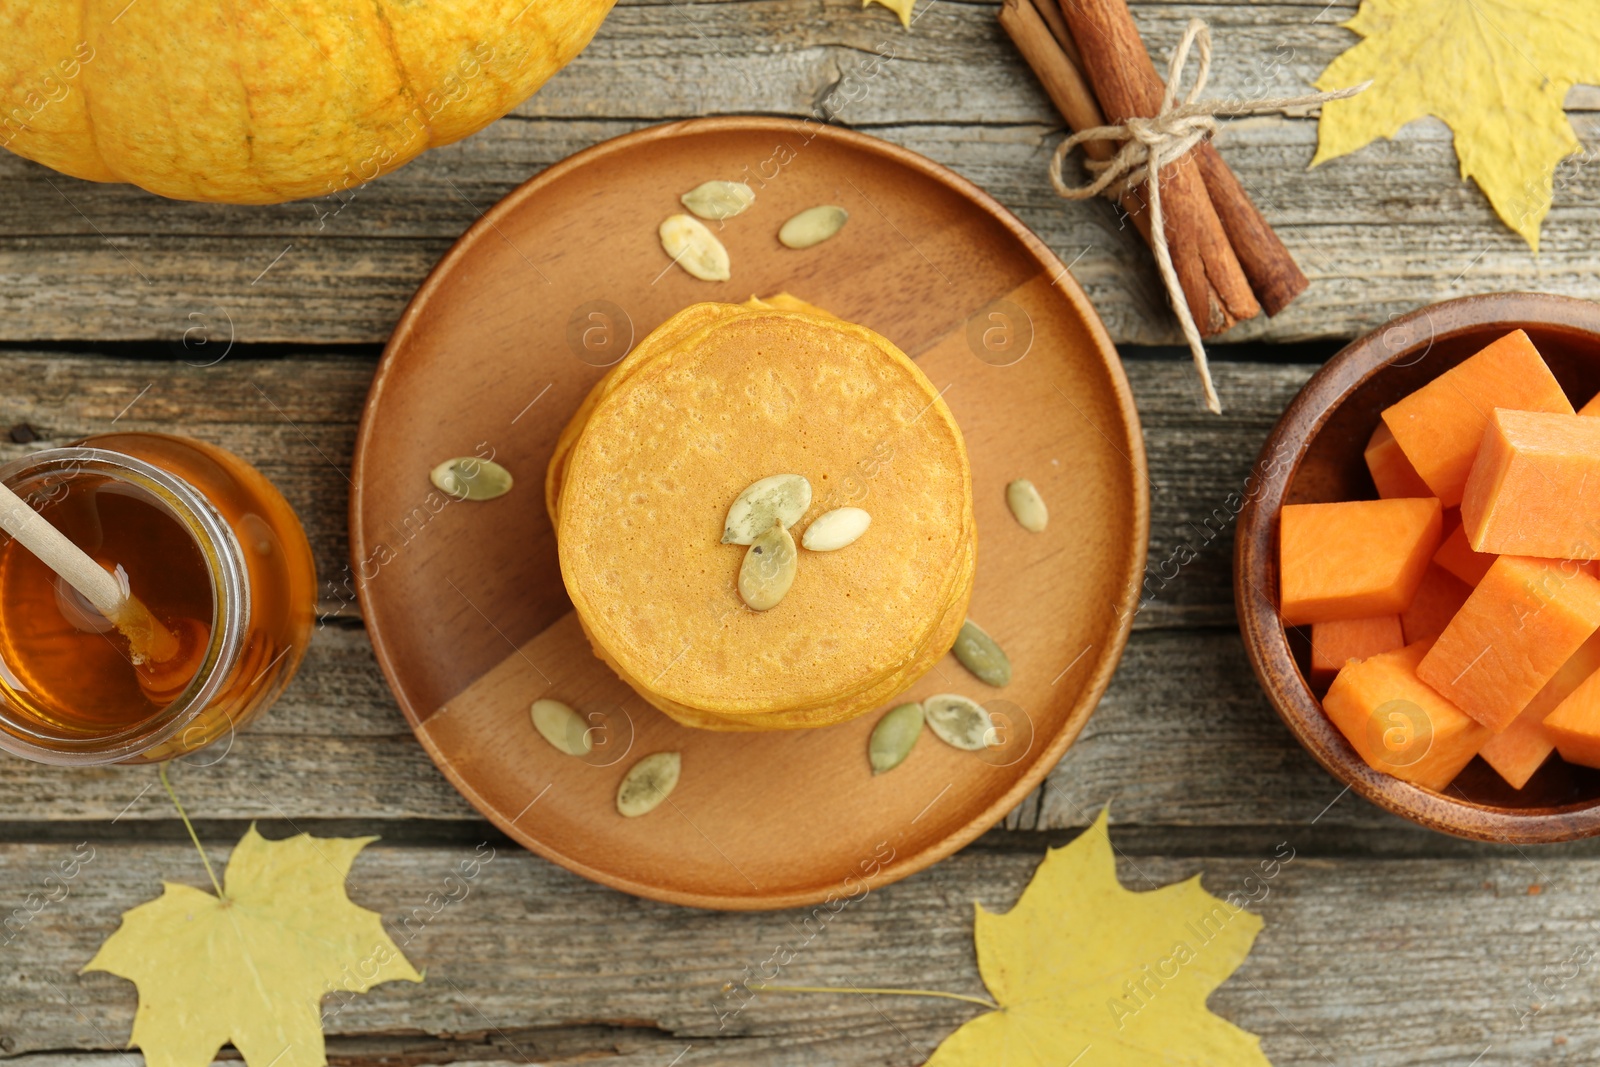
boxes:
[4,2,1599,1063]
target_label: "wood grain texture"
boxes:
[1,0,1597,346]
[1,840,1593,1066]
[0,354,373,604]
[0,623,1398,832]
[0,353,1313,633]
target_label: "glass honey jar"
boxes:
[0,433,316,765]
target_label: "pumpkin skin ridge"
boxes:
[369,0,436,155]
[223,2,286,205]
[0,0,616,203]
[76,1,114,184]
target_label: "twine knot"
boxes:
[1048,18,1368,412]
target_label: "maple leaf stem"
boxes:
[746,982,1000,1010]
[158,761,225,899]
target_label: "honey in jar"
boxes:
[0,433,316,765]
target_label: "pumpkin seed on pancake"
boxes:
[802,507,871,551]
[723,474,812,544]
[738,523,798,610]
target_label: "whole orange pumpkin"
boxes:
[0,0,614,203]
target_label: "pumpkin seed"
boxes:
[530,698,591,756]
[616,751,681,817]
[869,702,924,774]
[681,180,756,220]
[953,619,1012,687]
[802,507,871,551]
[659,214,731,281]
[722,473,813,544]
[779,205,849,249]
[924,694,995,751]
[430,457,513,501]
[738,523,797,610]
[1006,479,1048,532]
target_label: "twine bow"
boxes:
[1049,18,1368,413]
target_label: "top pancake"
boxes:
[555,302,973,719]
[546,294,830,522]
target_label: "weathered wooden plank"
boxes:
[0,353,1314,633]
[0,623,1397,832]
[2,1,1597,344]
[0,353,374,600]
[1133,358,1313,629]
[0,839,1591,1065]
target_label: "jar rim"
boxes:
[0,447,249,764]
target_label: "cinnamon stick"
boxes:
[1054,0,1259,335]
[1046,0,1305,316]
[1192,146,1307,316]
[998,0,1155,244]
[1027,0,1075,59]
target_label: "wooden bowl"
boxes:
[1236,292,1600,842]
[350,117,1148,908]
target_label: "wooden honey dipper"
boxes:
[0,480,186,667]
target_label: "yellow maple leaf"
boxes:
[1312,0,1600,252]
[83,826,421,1067]
[925,809,1270,1066]
[864,0,915,30]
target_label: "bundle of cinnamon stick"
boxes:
[999,0,1307,335]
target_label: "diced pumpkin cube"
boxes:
[1399,564,1473,643]
[1580,392,1600,417]
[1323,641,1489,791]
[1433,518,1496,586]
[1417,556,1600,732]
[1460,409,1600,559]
[1363,422,1432,499]
[1543,663,1600,770]
[1279,498,1443,626]
[1381,330,1572,506]
[1310,614,1405,684]
[1479,632,1600,788]
[1479,712,1555,789]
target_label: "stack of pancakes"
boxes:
[549,296,975,730]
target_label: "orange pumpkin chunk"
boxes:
[1381,330,1571,507]
[1433,518,1496,586]
[1311,615,1405,684]
[1363,422,1432,498]
[1323,641,1489,791]
[1417,556,1600,732]
[1399,564,1473,643]
[1581,392,1600,417]
[1479,633,1600,788]
[1279,498,1442,625]
[1460,409,1600,559]
[1543,662,1600,770]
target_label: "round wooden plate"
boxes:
[350,117,1148,909]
